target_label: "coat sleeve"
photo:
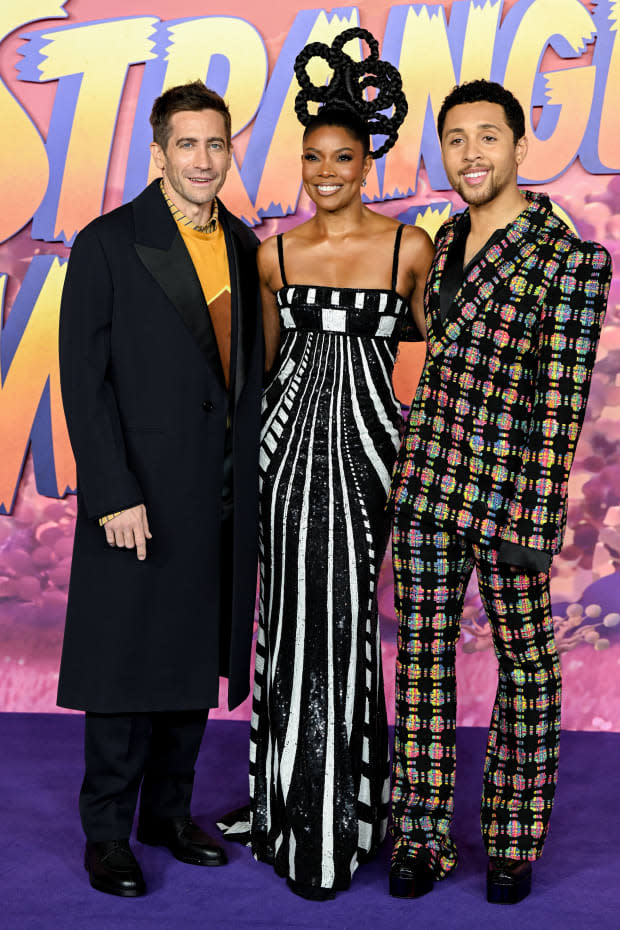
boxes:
[59,223,144,521]
[498,240,612,555]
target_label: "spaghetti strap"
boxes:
[390,224,405,292]
[276,234,288,288]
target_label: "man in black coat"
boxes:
[58,81,263,896]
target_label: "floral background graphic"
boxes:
[1,161,618,729]
[0,0,618,729]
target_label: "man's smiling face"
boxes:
[440,100,527,208]
[151,108,232,220]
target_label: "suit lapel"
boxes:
[426,223,454,352]
[427,201,542,359]
[132,181,226,389]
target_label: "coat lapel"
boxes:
[221,210,245,405]
[133,180,226,389]
[219,202,260,406]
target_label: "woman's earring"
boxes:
[361,178,367,188]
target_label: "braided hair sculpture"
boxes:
[293,27,408,159]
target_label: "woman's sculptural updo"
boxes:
[294,27,408,160]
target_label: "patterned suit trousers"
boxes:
[391,512,561,877]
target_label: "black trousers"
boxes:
[80,708,208,842]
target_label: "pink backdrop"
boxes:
[0,0,618,730]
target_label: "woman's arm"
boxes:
[399,225,435,340]
[257,237,282,373]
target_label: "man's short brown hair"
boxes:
[150,80,232,150]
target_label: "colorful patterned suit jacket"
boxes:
[390,191,612,556]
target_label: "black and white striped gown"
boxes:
[221,228,418,892]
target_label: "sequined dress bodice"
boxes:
[276,282,412,341]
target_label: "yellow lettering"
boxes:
[598,6,620,169]
[38,18,158,240]
[0,259,73,510]
[0,1,66,242]
[504,0,596,181]
[384,6,458,196]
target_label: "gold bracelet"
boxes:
[99,510,123,527]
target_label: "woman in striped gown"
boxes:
[219,30,433,899]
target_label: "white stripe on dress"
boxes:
[347,339,391,490]
[279,336,333,803]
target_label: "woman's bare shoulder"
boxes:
[257,233,278,255]
[257,234,279,267]
[257,237,284,291]
[400,223,435,264]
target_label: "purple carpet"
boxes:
[1,715,619,929]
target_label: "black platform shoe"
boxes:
[85,839,146,897]
[389,849,434,899]
[138,815,227,866]
[286,877,336,901]
[486,857,532,904]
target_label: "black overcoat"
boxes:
[57,180,262,713]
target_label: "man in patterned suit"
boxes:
[388,80,611,904]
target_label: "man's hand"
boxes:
[103,504,152,560]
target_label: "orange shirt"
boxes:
[178,221,232,387]
[160,182,232,387]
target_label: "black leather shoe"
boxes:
[286,877,336,901]
[389,849,434,899]
[84,840,146,897]
[137,815,227,866]
[487,857,532,904]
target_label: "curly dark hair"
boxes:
[294,27,408,159]
[150,80,231,151]
[437,79,525,143]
